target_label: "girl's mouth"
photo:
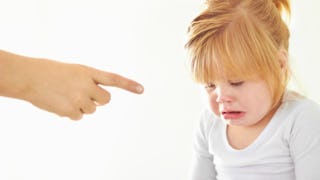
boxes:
[222,111,245,119]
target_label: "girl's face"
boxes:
[205,78,274,127]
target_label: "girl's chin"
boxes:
[223,118,248,126]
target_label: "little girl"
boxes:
[185,0,320,179]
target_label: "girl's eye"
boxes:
[229,81,244,86]
[205,83,216,89]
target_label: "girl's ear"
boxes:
[279,48,288,71]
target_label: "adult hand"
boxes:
[0,51,143,120]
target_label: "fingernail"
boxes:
[136,85,144,94]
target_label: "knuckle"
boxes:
[99,92,111,105]
[70,113,83,120]
[59,104,80,120]
[84,105,96,114]
[55,99,83,121]
[74,63,89,71]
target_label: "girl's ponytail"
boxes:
[273,0,291,16]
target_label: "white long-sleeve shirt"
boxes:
[189,91,320,180]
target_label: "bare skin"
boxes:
[0,50,144,120]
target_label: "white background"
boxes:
[0,0,319,179]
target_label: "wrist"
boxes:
[0,51,33,100]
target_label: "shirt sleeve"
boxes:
[189,109,217,180]
[289,100,320,180]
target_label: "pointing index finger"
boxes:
[93,70,144,94]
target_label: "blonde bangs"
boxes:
[189,15,280,85]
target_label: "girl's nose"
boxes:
[215,85,233,104]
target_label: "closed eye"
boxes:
[205,83,216,89]
[229,81,244,86]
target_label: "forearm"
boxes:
[0,50,31,100]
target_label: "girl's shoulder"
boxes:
[282,90,320,115]
[281,90,320,132]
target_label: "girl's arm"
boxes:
[189,109,217,180]
[290,100,320,179]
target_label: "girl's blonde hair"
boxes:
[185,0,291,108]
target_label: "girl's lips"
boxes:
[221,111,245,119]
